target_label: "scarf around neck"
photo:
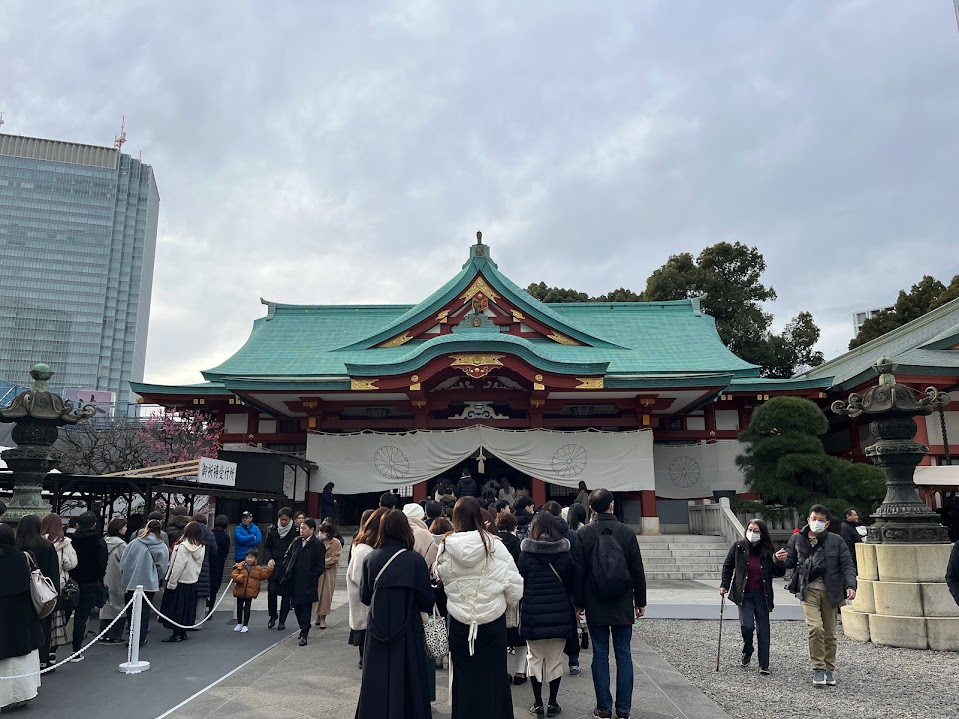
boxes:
[277,521,294,539]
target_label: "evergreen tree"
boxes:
[850,274,959,349]
[736,397,885,519]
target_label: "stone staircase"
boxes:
[637,534,730,581]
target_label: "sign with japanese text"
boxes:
[198,457,237,487]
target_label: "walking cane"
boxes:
[715,594,726,672]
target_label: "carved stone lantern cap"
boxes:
[0,363,96,425]
[831,357,950,419]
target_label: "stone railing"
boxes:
[688,498,746,547]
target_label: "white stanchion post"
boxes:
[119,585,151,674]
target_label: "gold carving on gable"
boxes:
[378,332,413,348]
[575,377,604,389]
[548,331,581,346]
[460,276,499,302]
[510,309,525,321]
[449,354,505,367]
[449,354,504,380]
[436,310,450,324]
[350,378,380,391]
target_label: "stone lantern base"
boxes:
[841,542,959,651]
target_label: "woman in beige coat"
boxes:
[313,518,342,628]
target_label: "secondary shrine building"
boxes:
[133,238,959,529]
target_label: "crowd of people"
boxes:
[345,476,647,719]
[1,484,956,718]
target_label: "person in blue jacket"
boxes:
[233,511,262,562]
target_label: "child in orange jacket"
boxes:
[231,550,273,632]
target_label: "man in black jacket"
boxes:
[68,511,108,660]
[838,508,864,570]
[572,489,646,719]
[946,540,959,606]
[781,504,856,688]
[263,507,298,629]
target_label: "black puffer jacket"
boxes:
[720,540,786,611]
[195,523,217,599]
[517,537,576,640]
[455,476,478,498]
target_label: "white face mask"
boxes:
[745,531,760,544]
[318,532,327,540]
[809,520,827,534]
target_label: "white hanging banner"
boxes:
[306,426,654,494]
[653,441,747,499]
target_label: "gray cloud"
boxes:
[2,0,957,385]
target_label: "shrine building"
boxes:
[132,236,959,529]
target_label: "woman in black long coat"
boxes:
[15,515,59,668]
[0,524,45,711]
[356,509,435,719]
[282,518,325,646]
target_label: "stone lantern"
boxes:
[0,364,95,525]
[832,358,957,650]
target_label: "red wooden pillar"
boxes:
[307,491,320,519]
[531,478,546,507]
[413,482,428,502]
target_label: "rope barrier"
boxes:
[0,577,238,680]
[141,579,235,630]
[0,596,136,680]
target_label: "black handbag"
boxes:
[59,577,80,612]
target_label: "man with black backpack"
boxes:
[572,489,646,719]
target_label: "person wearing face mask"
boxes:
[838,508,866,571]
[780,505,857,687]
[719,519,786,675]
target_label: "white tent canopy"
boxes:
[306,426,654,495]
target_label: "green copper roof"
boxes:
[178,242,763,386]
[801,296,959,389]
[339,242,619,350]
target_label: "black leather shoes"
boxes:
[278,623,286,631]
[298,637,308,646]
[268,618,276,629]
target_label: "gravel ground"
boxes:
[640,619,959,719]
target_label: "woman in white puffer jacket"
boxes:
[435,497,523,719]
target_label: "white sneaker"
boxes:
[68,655,84,663]
[234,624,244,632]
[240,626,249,633]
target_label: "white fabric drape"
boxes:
[306,427,654,494]
[652,440,747,499]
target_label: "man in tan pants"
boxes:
[780,505,857,687]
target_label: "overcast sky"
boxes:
[4,1,958,386]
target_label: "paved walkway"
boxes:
[160,601,733,719]
[15,577,807,719]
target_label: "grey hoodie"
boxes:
[121,533,170,592]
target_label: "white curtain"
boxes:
[652,440,747,499]
[306,426,654,494]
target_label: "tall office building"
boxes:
[0,133,159,407]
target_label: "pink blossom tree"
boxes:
[136,409,224,511]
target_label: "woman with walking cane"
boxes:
[719,519,786,674]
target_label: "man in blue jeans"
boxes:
[572,489,647,719]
